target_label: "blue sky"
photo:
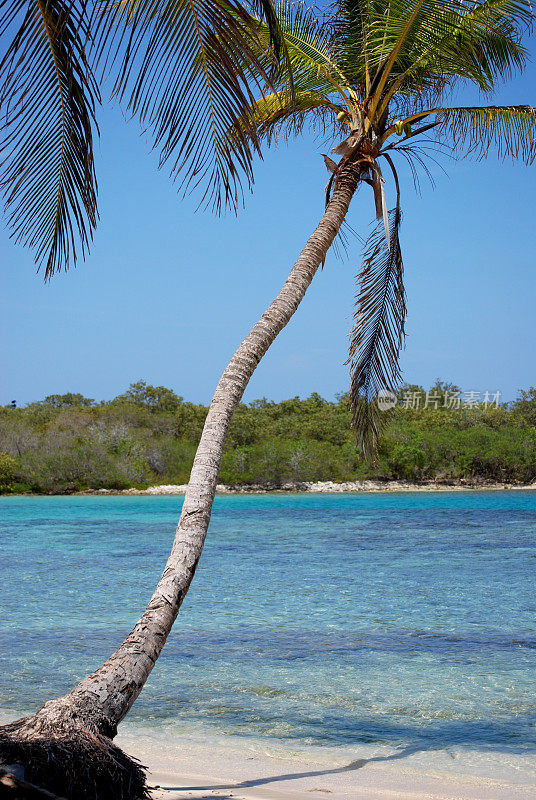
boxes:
[1,34,535,407]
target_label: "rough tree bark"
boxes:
[0,162,361,799]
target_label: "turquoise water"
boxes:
[0,493,535,753]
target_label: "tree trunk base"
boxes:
[0,714,147,800]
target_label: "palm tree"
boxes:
[1,1,534,797]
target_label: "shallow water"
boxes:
[0,493,535,754]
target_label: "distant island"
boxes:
[1,379,535,494]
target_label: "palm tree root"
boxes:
[0,714,147,800]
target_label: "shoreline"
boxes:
[77,719,536,800]
[4,480,536,497]
[118,479,536,495]
[1,711,534,800]
[117,728,536,800]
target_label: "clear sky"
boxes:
[1,35,535,408]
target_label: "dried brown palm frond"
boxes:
[347,205,406,457]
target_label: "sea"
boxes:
[0,492,535,759]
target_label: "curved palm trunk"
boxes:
[0,163,360,798]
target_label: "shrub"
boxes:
[0,452,18,491]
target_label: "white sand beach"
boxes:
[116,723,536,800]
[2,701,535,799]
[114,480,536,495]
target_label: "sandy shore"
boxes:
[95,479,536,495]
[1,711,533,799]
[8,480,536,497]
[115,723,535,800]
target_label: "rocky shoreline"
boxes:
[91,479,536,495]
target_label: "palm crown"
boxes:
[243,0,535,452]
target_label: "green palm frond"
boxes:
[255,0,349,96]
[250,0,290,62]
[385,0,532,105]
[278,1,344,75]
[93,0,281,213]
[347,206,406,456]
[338,1,531,106]
[334,0,372,90]
[250,90,341,144]
[434,104,536,164]
[353,1,453,78]
[0,0,99,278]
[238,2,352,146]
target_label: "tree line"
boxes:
[1,379,535,493]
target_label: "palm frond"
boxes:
[383,141,445,193]
[276,1,349,91]
[435,104,536,164]
[250,0,288,62]
[365,0,432,94]
[339,1,531,108]
[93,0,279,213]
[394,0,532,93]
[248,90,339,145]
[234,2,352,148]
[347,206,406,457]
[333,0,373,91]
[351,1,453,80]
[253,0,349,97]
[331,216,364,262]
[0,0,99,278]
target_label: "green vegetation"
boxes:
[1,380,535,493]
